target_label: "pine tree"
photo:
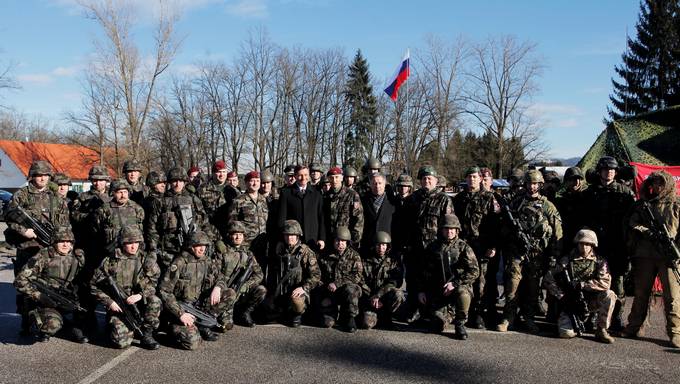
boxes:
[344,50,377,169]
[608,0,680,121]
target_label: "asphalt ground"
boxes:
[0,224,678,383]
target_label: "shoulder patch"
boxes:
[169,264,178,272]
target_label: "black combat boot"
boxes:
[237,309,255,328]
[140,327,160,350]
[199,327,219,341]
[340,316,357,333]
[35,332,50,342]
[454,321,468,340]
[71,327,89,344]
[289,315,302,328]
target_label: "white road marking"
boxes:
[76,346,138,384]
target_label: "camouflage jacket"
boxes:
[421,237,479,294]
[158,250,223,319]
[451,189,496,252]
[146,188,211,253]
[7,184,70,249]
[126,181,148,206]
[360,250,403,298]
[270,241,321,296]
[198,180,239,226]
[216,243,264,294]
[14,246,84,297]
[323,186,364,244]
[71,189,110,227]
[93,200,145,248]
[627,195,680,261]
[90,247,160,307]
[318,247,364,288]
[503,194,563,261]
[228,193,269,243]
[543,250,611,298]
[408,188,455,249]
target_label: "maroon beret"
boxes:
[327,167,343,176]
[227,171,238,178]
[244,171,260,181]
[212,160,227,172]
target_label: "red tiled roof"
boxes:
[0,140,118,180]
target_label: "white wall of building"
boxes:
[0,150,28,190]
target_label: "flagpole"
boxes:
[405,47,409,174]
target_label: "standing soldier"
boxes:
[13,227,88,343]
[343,166,358,190]
[308,162,324,191]
[147,167,213,270]
[228,171,269,268]
[52,173,71,200]
[418,214,479,340]
[5,160,70,335]
[93,179,145,253]
[480,167,494,192]
[323,167,364,247]
[315,227,364,332]
[90,227,161,350]
[198,160,237,233]
[392,173,413,255]
[265,220,321,327]
[359,231,404,330]
[622,170,680,348]
[496,170,563,333]
[451,167,496,329]
[356,158,383,198]
[543,229,616,343]
[259,170,278,204]
[186,166,202,195]
[555,166,586,254]
[505,168,526,201]
[582,156,634,330]
[282,165,296,189]
[122,159,146,206]
[227,171,241,194]
[216,221,267,329]
[142,170,167,217]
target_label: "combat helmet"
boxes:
[374,231,392,244]
[417,165,437,179]
[524,169,545,184]
[441,214,461,229]
[343,166,358,178]
[189,231,211,246]
[260,170,274,183]
[53,173,71,186]
[120,227,144,244]
[227,221,246,234]
[395,174,413,188]
[28,160,53,178]
[122,159,143,173]
[167,167,188,182]
[146,170,167,187]
[89,165,111,181]
[281,220,303,236]
[596,156,618,171]
[335,226,352,241]
[363,158,381,174]
[573,229,598,247]
[110,179,131,192]
[563,167,584,180]
[52,226,75,243]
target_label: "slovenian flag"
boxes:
[384,49,410,101]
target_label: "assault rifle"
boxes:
[5,205,54,247]
[104,274,144,337]
[32,279,85,313]
[226,255,254,301]
[642,201,680,285]
[496,195,535,262]
[174,204,196,248]
[556,264,588,336]
[273,249,303,298]
[179,301,218,328]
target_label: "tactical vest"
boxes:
[43,249,81,287]
[176,256,212,302]
[571,258,597,282]
[514,197,553,251]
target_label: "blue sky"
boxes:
[1,0,640,158]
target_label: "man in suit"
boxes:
[277,165,326,251]
[360,173,395,254]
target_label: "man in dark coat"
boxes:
[360,173,396,254]
[277,165,326,251]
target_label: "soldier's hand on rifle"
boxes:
[418,292,427,305]
[317,240,325,250]
[327,283,337,292]
[126,294,142,305]
[485,248,496,258]
[291,287,306,298]
[23,228,37,239]
[210,287,222,305]
[180,312,195,327]
[109,301,123,313]
[443,282,455,296]
[371,297,382,309]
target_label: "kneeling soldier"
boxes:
[359,231,405,329]
[266,220,321,327]
[315,226,364,333]
[418,214,479,340]
[543,229,616,343]
[90,227,161,349]
[14,227,88,343]
[216,221,267,329]
[158,231,230,350]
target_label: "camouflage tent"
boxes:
[578,106,680,171]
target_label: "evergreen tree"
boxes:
[608,0,680,121]
[344,50,377,169]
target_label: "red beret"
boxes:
[244,171,260,181]
[327,167,343,176]
[227,171,238,178]
[212,160,227,172]
[188,166,200,174]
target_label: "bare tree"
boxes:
[464,35,544,177]
[0,56,20,109]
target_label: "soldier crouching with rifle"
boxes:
[215,221,267,329]
[90,227,161,350]
[264,220,321,327]
[543,229,616,343]
[158,231,230,350]
[13,227,88,343]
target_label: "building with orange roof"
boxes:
[0,140,117,192]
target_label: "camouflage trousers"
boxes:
[502,256,543,324]
[107,295,162,349]
[312,283,362,325]
[263,288,311,322]
[359,287,405,329]
[27,307,66,336]
[14,247,41,324]
[171,290,233,350]
[557,290,615,336]
[427,285,473,333]
[221,285,267,326]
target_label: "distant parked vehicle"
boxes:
[0,189,12,221]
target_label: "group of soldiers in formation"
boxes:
[4,155,680,351]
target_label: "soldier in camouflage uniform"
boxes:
[323,167,364,246]
[5,161,71,334]
[356,158,384,198]
[52,173,71,199]
[215,221,267,329]
[496,170,563,333]
[14,227,88,343]
[555,166,587,254]
[93,179,145,253]
[147,167,214,270]
[282,165,296,188]
[142,170,167,219]
[543,229,616,343]
[505,168,525,201]
[314,227,364,332]
[309,162,324,191]
[158,231,230,350]
[198,160,239,233]
[228,171,269,268]
[122,160,147,206]
[418,214,479,339]
[259,170,278,203]
[359,231,404,330]
[581,156,634,330]
[90,227,161,349]
[451,167,497,329]
[480,167,494,192]
[265,220,321,327]
[622,171,680,348]
[343,166,358,190]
